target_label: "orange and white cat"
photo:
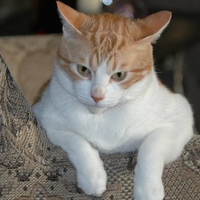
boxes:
[33,2,193,200]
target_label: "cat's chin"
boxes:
[88,106,107,114]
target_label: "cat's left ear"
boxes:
[56,1,87,38]
[136,11,172,44]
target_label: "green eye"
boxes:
[77,65,91,77]
[111,71,127,81]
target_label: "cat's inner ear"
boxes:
[136,11,172,44]
[56,1,87,37]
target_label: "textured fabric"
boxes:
[0,53,200,200]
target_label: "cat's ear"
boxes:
[56,1,87,38]
[136,11,172,44]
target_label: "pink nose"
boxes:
[91,95,104,103]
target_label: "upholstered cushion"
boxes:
[0,54,200,199]
[0,35,61,105]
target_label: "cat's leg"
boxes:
[48,130,107,197]
[133,126,192,200]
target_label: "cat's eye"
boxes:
[77,65,91,77]
[111,71,127,81]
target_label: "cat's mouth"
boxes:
[88,105,107,114]
[77,95,117,114]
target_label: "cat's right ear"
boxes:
[56,1,87,38]
[136,11,172,44]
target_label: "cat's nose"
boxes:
[91,95,104,103]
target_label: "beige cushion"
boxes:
[0,35,60,105]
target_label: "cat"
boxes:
[33,1,193,200]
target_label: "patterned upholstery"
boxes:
[0,36,200,199]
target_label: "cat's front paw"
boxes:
[77,166,107,197]
[134,175,164,200]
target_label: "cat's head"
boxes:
[56,1,171,114]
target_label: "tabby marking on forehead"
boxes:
[57,12,155,88]
[80,14,142,68]
[83,14,141,40]
[85,35,125,70]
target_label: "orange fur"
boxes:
[57,2,171,89]
[57,53,83,81]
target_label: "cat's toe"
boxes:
[77,168,107,197]
[78,177,107,197]
[134,186,164,200]
[134,177,164,200]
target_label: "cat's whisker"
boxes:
[56,99,79,110]
[113,103,126,114]
[117,98,160,116]
[155,71,165,74]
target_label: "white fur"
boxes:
[33,60,193,199]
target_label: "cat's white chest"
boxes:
[56,100,158,153]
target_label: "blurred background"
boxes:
[0,0,200,133]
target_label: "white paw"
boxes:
[77,166,107,197]
[134,174,164,200]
